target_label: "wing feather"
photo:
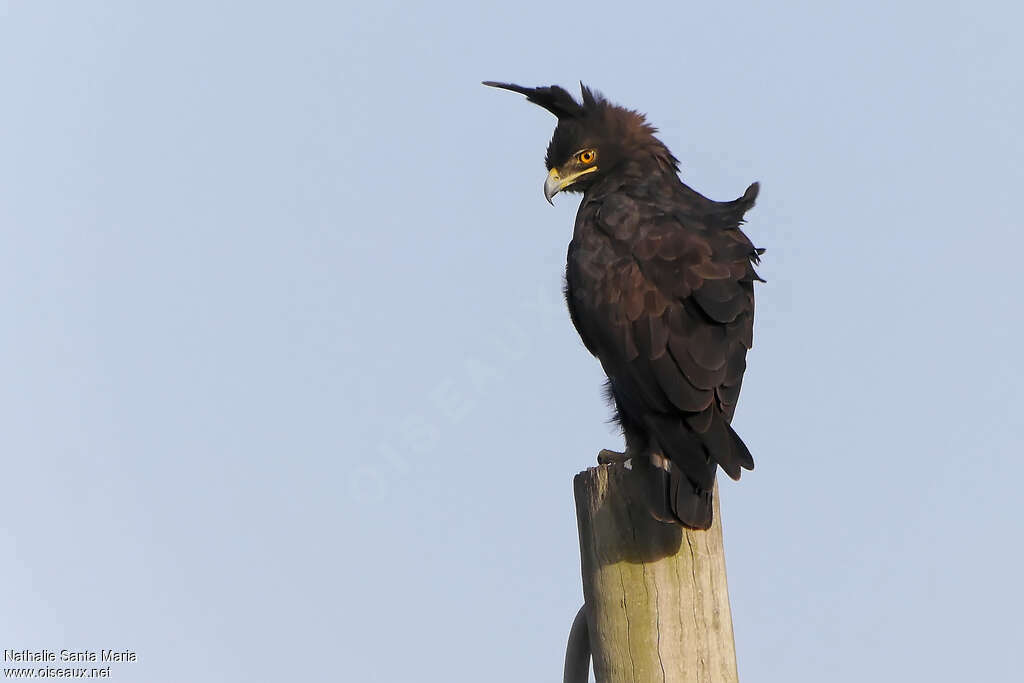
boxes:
[566,179,759,485]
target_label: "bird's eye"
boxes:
[578,149,596,164]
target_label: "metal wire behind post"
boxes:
[563,604,591,683]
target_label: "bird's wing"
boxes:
[569,184,761,481]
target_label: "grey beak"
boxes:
[544,170,562,205]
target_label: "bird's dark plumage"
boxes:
[486,81,762,529]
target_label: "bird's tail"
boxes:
[644,415,753,529]
[667,465,715,530]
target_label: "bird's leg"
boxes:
[598,423,647,466]
[633,448,676,523]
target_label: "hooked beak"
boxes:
[543,166,597,204]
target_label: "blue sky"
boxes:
[2,2,1022,681]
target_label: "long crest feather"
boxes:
[482,81,584,120]
[485,80,679,172]
[579,82,600,110]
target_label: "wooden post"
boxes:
[573,463,739,683]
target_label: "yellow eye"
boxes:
[578,149,596,165]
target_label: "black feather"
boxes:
[482,81,583,120]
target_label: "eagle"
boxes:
[485,81,763,529]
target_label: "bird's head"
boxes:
[484,81,678,204]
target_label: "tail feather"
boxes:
[645,412,755,529]
[646,416,715,490]
[727,422,755,471]
[669,467,714,529]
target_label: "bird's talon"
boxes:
[598,448,630,465]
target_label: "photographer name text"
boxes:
[4,650,135,663]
